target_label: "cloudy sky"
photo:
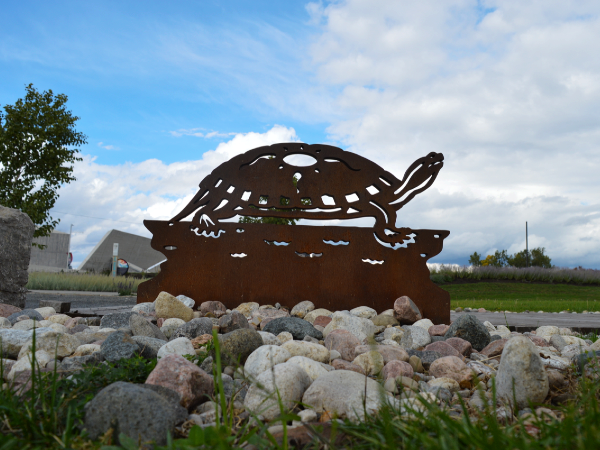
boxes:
[2,0,599,269]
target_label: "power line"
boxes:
[51,211,143,225]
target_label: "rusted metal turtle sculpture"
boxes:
[170,142,443,244]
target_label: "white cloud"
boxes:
[53,125,299,268]
[168,128,235,138]
[302,0,600,268]
[97,142,119,151]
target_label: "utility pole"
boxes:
[67,224,74,269]
[112,243,119,278]
[526,221,529,268]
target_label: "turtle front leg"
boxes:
[374,224,412,245]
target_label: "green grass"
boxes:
[445,282,600,312]
[25,272,145,294]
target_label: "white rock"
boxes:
[35,307,56,318]
[323,311,377,342]
[277,332,293,344]
[561,343,589,359]
[160,318,186,339]
[287,356,329,381]
[427,377,460,393]
[483,321,496,333]
[47,314,70,325]
[282,341,330,363]
[18,330,81,360]
[352,351,384,376]
[38,320,52,327]
[1,328,51,358]
[559,328,572,336]
[234,302,260,318]
[244,362,312,420]
[244,345,291,380]
[290,301,315,319]
[12,319,40,331]
[304,308,332,324]
[400,326,431,350]
[329,349,341,360]
[7,350,53,380]
[383,327,404,343]
[535,326,560,342]
[48,323,68,334]
[412,319,434,331]
[380,309,395,317]
[496,336,549,409]
[132,302,155,314]
[298,409,317,423]
[302,370,387,421]
[380,339,401,347]
[0,318,11,329]
[176,295,196,309]
[157,337,195,360]
[73,344,102,356]
[350,306,377,320]
[258,331,280,346]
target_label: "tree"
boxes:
[468,251,483,266]
[0,84,87,242]
[530,247,552,268]
[470,247,553,268]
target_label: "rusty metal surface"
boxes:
[138,142,451,324]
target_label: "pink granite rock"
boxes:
[424,341,461,358]
[428,324,450,337]
[313,316,332,328]
[251,308,289,323]
[392,296,422,325]
[445,337,473,356]
[146,354,213,411]
[331,359,365,374]
[479,339,508,357]
[382,360,414,380]
[354,345,409,363]
[528,335,550,347]
[157,318,165,328]
[324,329,361,361]
[429,356,473,388]
[0,304,21,318]
[200,301,227,317]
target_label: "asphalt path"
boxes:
[25,291,137,310]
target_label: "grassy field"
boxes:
[445,282,600,312]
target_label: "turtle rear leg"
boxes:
[374,224,412,245]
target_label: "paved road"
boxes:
[25,291,137,311]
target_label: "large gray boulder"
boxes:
[84,381,187,446]
[0,206,35,308]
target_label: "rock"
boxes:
[302,370,386,421]
[1,328,50,358]
[304,308,332,324]
[277,332,293,344]
[155,292,194,322]
[382,360,414,380]
[219,311,250,333]
[263,317,323,341]
[18,330,80,359]
[219,328,264,365]
[132,302,155,315]
[550,334,586,352]
[562,343,590,359]
[234,302,260,318]
[412,319,434,331]
[428,377,460,393]
[0,317,11,328]
[12,319,40,331]
[535,326,560,342]
[244,362,312,420]
[34,307,56,319]
[482,321,496,333]
[47,314,70,325]
[68,324,90,334]
[58,353,103,372]
[8,350,53,379]
[331,359,365,374]
[424,341,461,357]
[160,318,186,339]
[383,327,404,343]
[445,337,473,356]
[323,311,377,342]
[172,318,213,340]
[352,351,384,375]
[546,368,566,390]
[100,331,139,362]
[252,308,289,325]
[496,336,549,409]
[129,314,166,340]
[244,345,292,380]
[313,316,332,327]
[7,309,43,325]
[324,329,361,361]
[573,350,600,373]
[409,355,424,373]
[480,339,509,357]
[350,306,377,320]
[528,335,550,347]
[286,355,329,381]
[72,344,102,357]
[418,350,444,369]
[429,356,473,388]
[282,340,330,363]
[0,304,22,318]
[444,315,491,351]
[429,324,450,336]
[84,381,188,446]
[157,337,195,360]
[393,296,422,325]
[290,301,315,319]
[199,301,227,317]
[371,314,399,327]
[0,206,34,308]
[146,354,212,410]
[258,331,279,346]
[354,344,409,363]
[132,336,167,359]
[175,295,196,309]
[100,312,140,330]
[400,326,431,350]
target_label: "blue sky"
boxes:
[2,0,600,269]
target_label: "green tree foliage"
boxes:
[0,84,87,242]
[469,247,552,268]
